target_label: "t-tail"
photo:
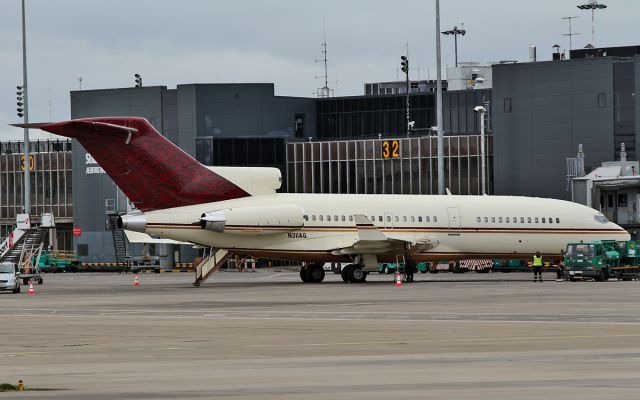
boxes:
[13,117,249,211]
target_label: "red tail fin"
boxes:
[29,118,249,211]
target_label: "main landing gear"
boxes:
[340,264,367,283]
[300,263,325,283]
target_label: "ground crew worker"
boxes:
[533,251,543,282]
[405,255,416,283]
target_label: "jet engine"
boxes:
[200,204,305,234]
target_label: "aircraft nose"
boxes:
[612,222,631,241]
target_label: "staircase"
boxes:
[108,214,128,267]
[1,229,47,273]
[0,229,25,261]
[193,248,231,286]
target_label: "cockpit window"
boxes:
[594,214,608,224]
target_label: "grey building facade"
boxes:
[492,56,639,200]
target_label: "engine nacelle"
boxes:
[200,204,305,234]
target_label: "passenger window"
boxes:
[556,218,560,223]
[484,217,488,223]
[527,217,532,223]
[304,215,308,221]
[541,218,545,223]
[499,217,503,223]
[491,217,496,223]
[341,215,346,221]
[520,217,524,223]
[370,216,375,222]
[411,216,415,222]
[349,216,353,222]
[379,216,383,222]
[403,216,407,222]
[425,216,430,222]
[477,217,481,223]
[387,216,391,222]
[506,217,510,223]
[319,215,324,221]
[312,215,316,221]
[334,215,338,221]
[395,216,399,222]
[327,215,331,221]
[549,217,552,223]
[535,217,539,223]
[418,216,422,222]
[433,216,437,222]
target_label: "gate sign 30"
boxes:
[20,154,35,171]
[382,140,400,159]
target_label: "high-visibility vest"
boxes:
[533,255,542,267]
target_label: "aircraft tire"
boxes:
[308,264,325,283]
[349,267,367,283]
[300,267,310,283]
[341,265,353,283]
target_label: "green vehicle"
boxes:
[34,249,81,273]
[564,240,640,281]
[492,259,527,273]
[378,262,429,274]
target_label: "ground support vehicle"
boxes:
[378,262,429,274]
[564,240,640,281]
[35,250,81,273]
[20,266,43,285]
[492,259,527,273]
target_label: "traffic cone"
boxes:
[27,281,35,295]
[395,272,403,287]
[133,273,140,287]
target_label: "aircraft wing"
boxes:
[330,214,439,256]
[124,230,190,245]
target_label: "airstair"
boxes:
[0,229,25,261]
[1,228,47,280]
[193,248,231,286]
[108,214,128,267]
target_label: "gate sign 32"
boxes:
[382,140,400,159]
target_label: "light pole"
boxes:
[435,0,444,195]
[441,24,466,68]
[20,0,31,214]
[577,1,607,45]
[474,105,487,195]
[400,56,410,134]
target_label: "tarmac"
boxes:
[1,270,640,399]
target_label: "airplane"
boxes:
[16,117,630,284]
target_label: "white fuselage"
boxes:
[135,194,630,263]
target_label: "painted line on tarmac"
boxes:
[259,273,291,279]
[241,333,640,349]
[6,313,640,327]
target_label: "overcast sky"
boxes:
[0,0,636,140]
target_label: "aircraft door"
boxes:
[447,206,461,236]
[384,212,394,229]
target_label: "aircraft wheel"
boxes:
[299,266,310,283]
[350,267,367,283]
[307,264,325,283]
[341,264,354,283]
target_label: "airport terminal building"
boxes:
[3,45,640,262]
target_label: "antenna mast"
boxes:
[315,25,334,98]
[562,16,580,57]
